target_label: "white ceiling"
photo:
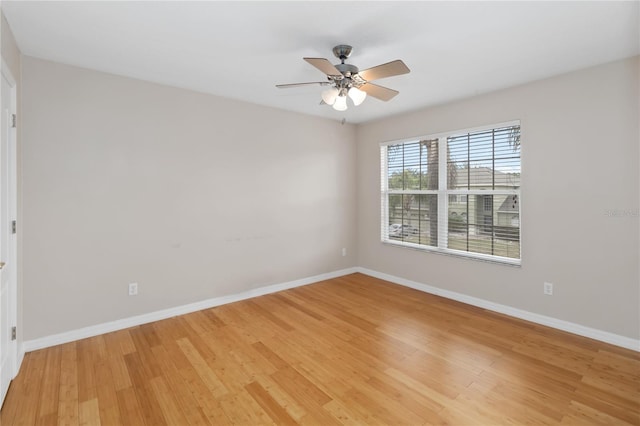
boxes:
[3,1,639,124]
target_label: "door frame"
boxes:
[1,58,19,406]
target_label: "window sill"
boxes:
[381,239,522,267]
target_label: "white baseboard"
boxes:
[23,267,359,352]
[22,265,639,353]
[356,267,640,352]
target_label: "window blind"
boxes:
[381,123,521,265]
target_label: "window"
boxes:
[381,122,521,264]
[483,195,492,212]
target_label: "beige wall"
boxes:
[1,13,19,75]
[356,56,640,340]
[1,11,22,347]
[18,52,640,342]
[22,57,357,340]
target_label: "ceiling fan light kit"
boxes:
[277,44,410,112]
[348,86,367,106]
[333,94,348,111]
[321,87,339,105]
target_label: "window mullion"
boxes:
[438,137,448,249]
[381,145,389,240]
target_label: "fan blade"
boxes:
[303,58,342,76]
[276,82,331,89]
[359,83,399,102]
[358,60,410,82]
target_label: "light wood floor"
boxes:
[2,273,639,425]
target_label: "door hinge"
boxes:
[11,326,16,341]
[11,114,16,128]
[11,220,16,234]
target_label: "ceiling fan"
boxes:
[276,45,410,111]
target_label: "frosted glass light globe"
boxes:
[333,95,348,111]
[348,87,367,106]
[321,87,339,105]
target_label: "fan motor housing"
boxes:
[335,63,359,77]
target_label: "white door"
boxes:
[0,64,17,408]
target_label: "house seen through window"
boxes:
[381,122,521,264]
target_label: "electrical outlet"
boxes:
[544,282,553,296]
[342,247,347,257]
[129,282,138,296]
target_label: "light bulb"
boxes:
[333,95,348,111]
[321,87,339,105]
[348,87,367,106]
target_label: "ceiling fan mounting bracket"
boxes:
[332,44,353,63]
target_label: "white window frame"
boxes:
[380,121,521,266]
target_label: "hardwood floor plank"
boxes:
[322,398,377,426]
[270,365,332,408]
[361,375,443,424]
[115,387,146,426]
[13,350,47,425]
[177,365,231,425]
[94,359,122,426]
[341,387,422,426]
[152,317,189,342]
[181,310,220,336]
[128,327,163,379]
[272,293,325,321]
[252,374,307,421]
[123,351,167,426]
[218,388,274,425]
[228,343,279,380]
[592,349,640,380]
[365,372,445,420]
[177,337,229,398]
[297,406,343,426]
[102,329,136,356]
[151,320,193,371]
[245,380,298,425]
[455,381,558,425]
[77,398,100,426]
[76,340,98,403]
[560,400,638,425]
[35,346,62,424]
[178,318,217,359]
[270,336,355,398]
[3,273,639,425]
[243,300,295,332]
[251,341,289,371]
[572,381,640,424]
[201,308,227,327]
[213,304,257,335]
[151,345,211,426]
[383,367,454,408]
[56,343,79,426]
[490,380,569,422]
[485,351,583,393]
[106,354,132,392]
[139,323,162,348]
[203,346,254,394]
[149,375,190,426]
